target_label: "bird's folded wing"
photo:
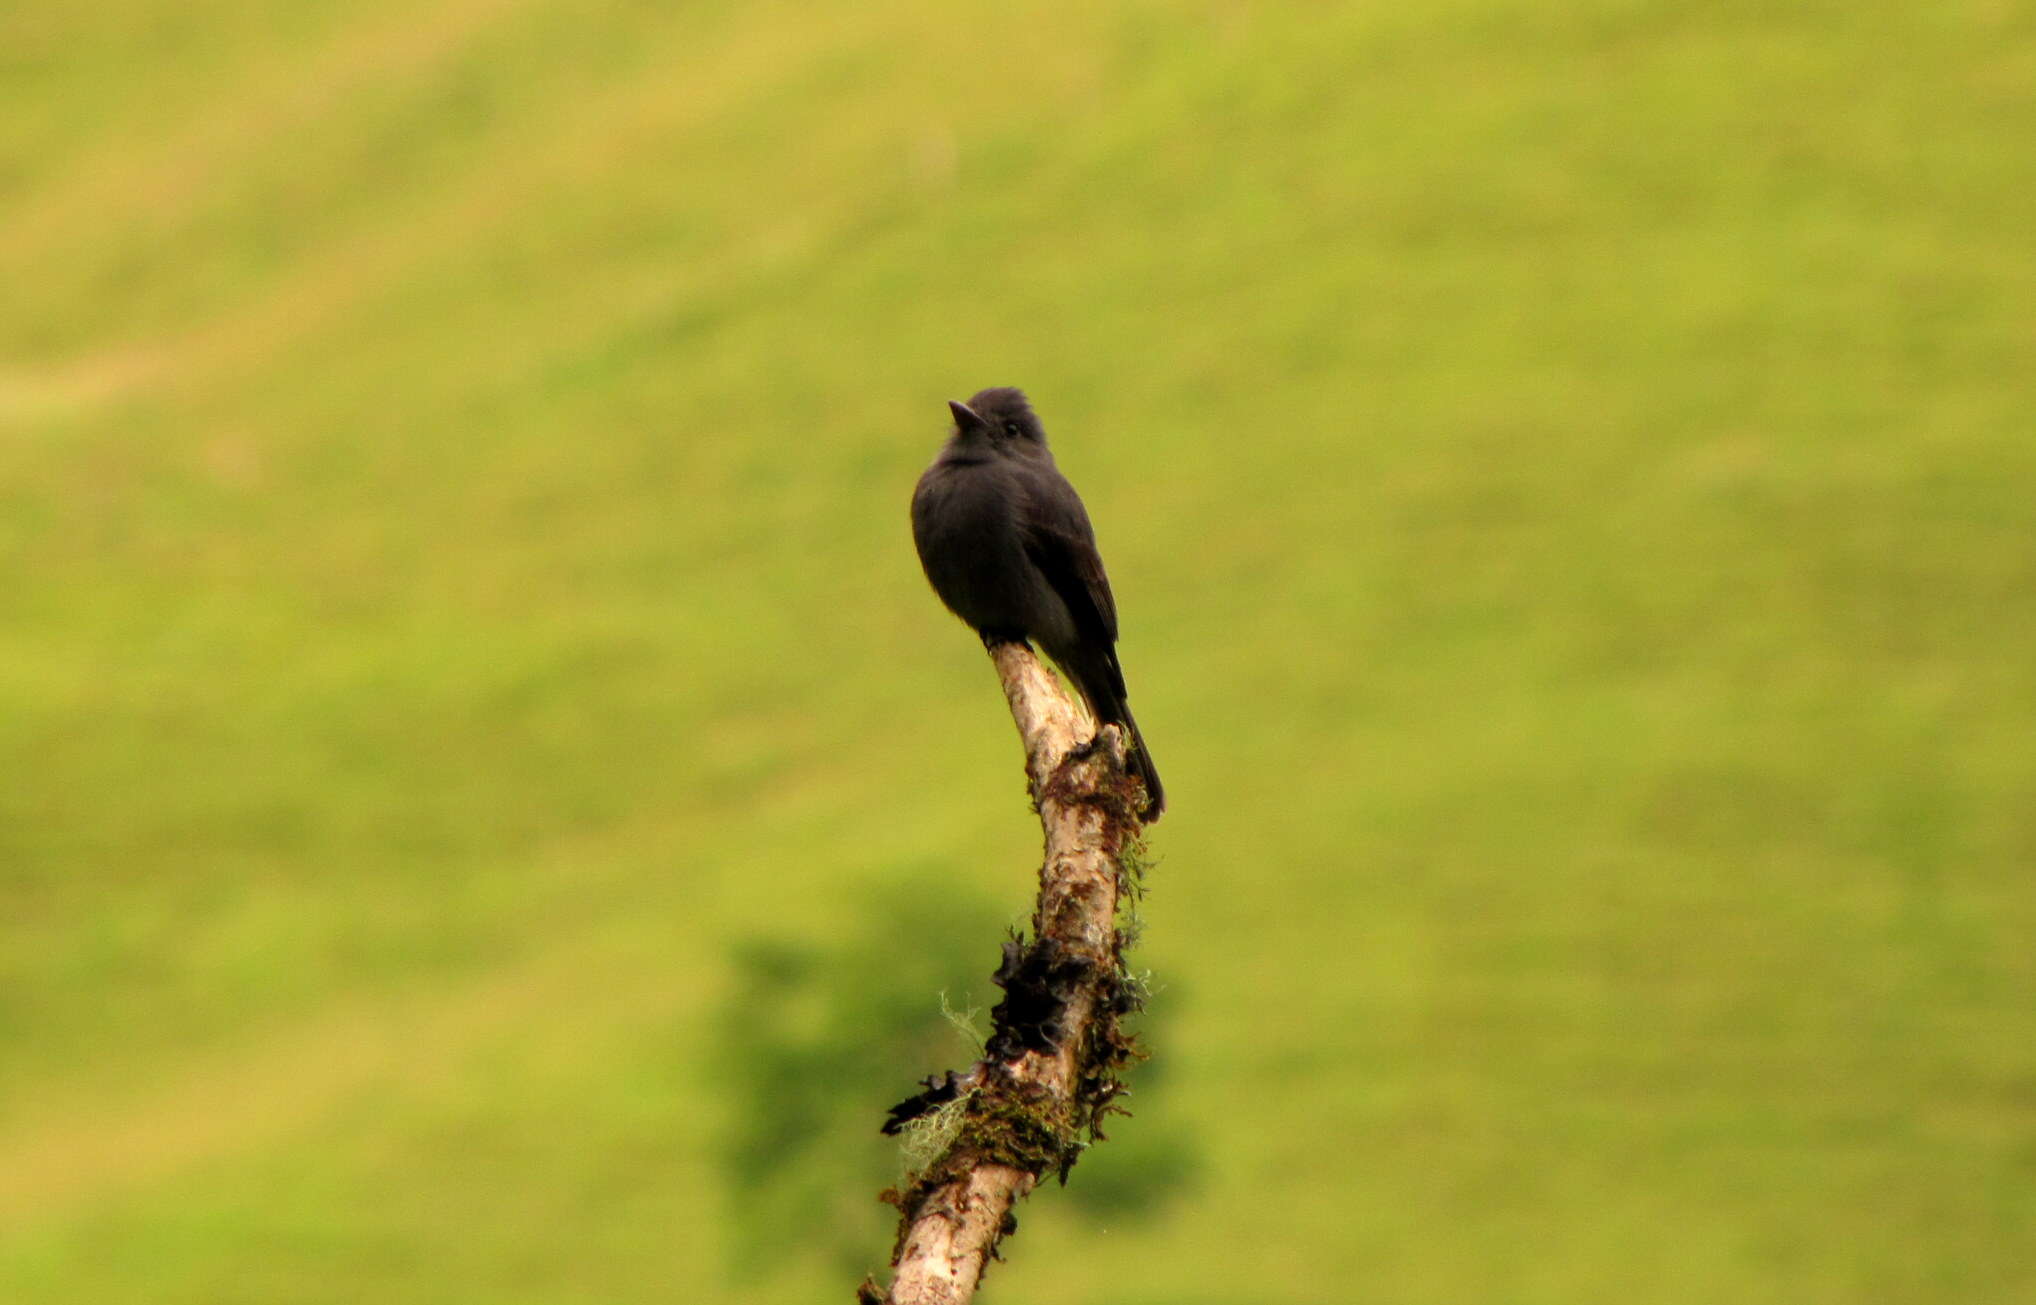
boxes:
[1020,482,1120,644]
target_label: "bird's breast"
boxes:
[912,462,1055,636]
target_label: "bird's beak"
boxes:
[948,400,988,434]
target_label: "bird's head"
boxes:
[947,387,1049,453]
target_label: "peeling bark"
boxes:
[870,641,1150,1304]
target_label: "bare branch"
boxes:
[870,641,1149,1304]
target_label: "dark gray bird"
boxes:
[911,387,1164,820]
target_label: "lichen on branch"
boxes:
[867,641,1154,1305]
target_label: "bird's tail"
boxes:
[1064,650,1164,821]
[1117,706,1165,822]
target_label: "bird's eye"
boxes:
[1003,421,1022,438]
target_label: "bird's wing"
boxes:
[1021,473,1120,643]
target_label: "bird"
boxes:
[911,387,1164,821]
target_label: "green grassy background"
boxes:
[4,1,2034,1300]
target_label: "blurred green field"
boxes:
[4,1,2035,1300]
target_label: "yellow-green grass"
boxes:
[3,1,2033,1300]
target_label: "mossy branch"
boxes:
[863,641,1152,1305]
